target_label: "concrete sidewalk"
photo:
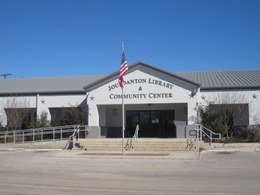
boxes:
[201,142,260,152]
[1,141,260,160]
[0,147,200,160]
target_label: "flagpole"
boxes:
[122,87,125,155]
[119,41,128,156]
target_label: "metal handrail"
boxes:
[0,124,88,144]
[63,125,80,150]
[125,124,139,150]
[194,124,221,145]
[132,124,139,142]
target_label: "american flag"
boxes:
[118,44,128,88]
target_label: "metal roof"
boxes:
[0,64,259,95]
[0,75,105,95]
[175,70,260,90]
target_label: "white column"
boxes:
[36,93,40,119]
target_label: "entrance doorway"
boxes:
[126,110,175,138]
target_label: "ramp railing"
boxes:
[194,124,221,145]
[0,125,88,144]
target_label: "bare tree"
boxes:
[199,92,249,138]
[3,97,34,130]
[50,104,88,126]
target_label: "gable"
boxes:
[85,62,200,105]
[84,62,200,92]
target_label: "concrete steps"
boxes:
[0,139,198,152]
[78,138,198,152]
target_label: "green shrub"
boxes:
[29,111,49,128]
[234,125,260,142]
[0,122,6,131]
[217,125,260,143]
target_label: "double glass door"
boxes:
[126,110,175,138]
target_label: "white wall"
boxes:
[105,105,122,127]
[36,94,86,122]
[198,90,260,125]
[0,93,86,127]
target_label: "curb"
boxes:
[201,149,241,154]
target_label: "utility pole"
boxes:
[0,73,11,79]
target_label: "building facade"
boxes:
[0,62,259,138]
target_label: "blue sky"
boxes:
[0,0,260,78]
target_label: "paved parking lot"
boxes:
[0,149,260,195]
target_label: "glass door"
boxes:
[126,110,175,138]
[162,110,175,138]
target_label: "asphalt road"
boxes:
[0,149,260,195]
